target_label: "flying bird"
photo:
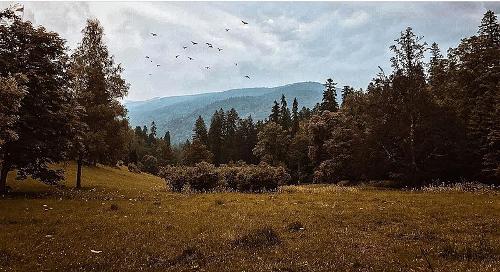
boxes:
[217,48,223,52]
[205,66,210,69]
[188,57,194,60]
[241,20,248,25]
[183,46,188,49]
[191,41,198,45]
[157,64,161,67]
[225,28,230,32]
[208,44,213,48]
[150,32,157,37]
[205,42,212,46]
[175,55,180,58]
[245,75,250,79]
[148,73,152,76]
[145,56,150,59]
[235,63,238,66]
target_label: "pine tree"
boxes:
[70,18,129,188]
[298,106,312,120]
[479,10,500,45]
[447,10,500,180]
[320,78,338,112]
[224,108,239,161]
[291,98,299,136]
[149,121,157,145]
[236,116,258,164]
[341,86,355,106]
[164,131,171,147]
[279,94,292,130]
[208,110,225,165]
[269,100,280,123]
[193,116,209,146]
[0,10,79,192]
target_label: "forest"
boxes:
[0,9,499,194]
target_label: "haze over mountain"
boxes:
[125,81,325,144]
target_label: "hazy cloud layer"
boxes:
[2,1,499,100]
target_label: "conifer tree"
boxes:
[208,110,225,165]
[269,100,280,123]
[279,94,292,130]
[291,98,300,136]
[164,131,171,147]
[320,78,338,112]
[224,108,239,161]
[149,121,157,145]
[193,116,209,146]
[236,116,258,164]
[70,19,129,188]
[341,86,355,106]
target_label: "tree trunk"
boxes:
[0,163,9,194]
[76,157,82,189]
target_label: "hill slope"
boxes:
[2,164,498,271]
[125,82,325,144]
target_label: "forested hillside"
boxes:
[125,82,325,143]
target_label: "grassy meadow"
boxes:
[1,163,499,271]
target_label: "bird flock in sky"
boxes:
[145,20,252,80]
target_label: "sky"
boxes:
[2,1,499,101]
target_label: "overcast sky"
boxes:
[2,1,499,100]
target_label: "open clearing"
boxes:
[1,163,499,271]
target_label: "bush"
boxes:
[159,162,218,192]
[159,162,290,193]
[186,162,218,192]
[160,165,188,192]
[141,155,159,175]
[217,165,240,190]
[234,163,289,192]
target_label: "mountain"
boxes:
[125,81,325,144]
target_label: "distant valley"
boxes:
[125,82,325,144]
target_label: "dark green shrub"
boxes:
[159,162,290,193]
[235,163,290,192]
[141,155,158,175]
[159,165,187,192]
[187,162,218,192]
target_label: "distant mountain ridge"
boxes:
[125,81,325,144]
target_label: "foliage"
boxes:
[140,155,159,175]
[160,162,289,192]
[253,122,289,166]
[70,18,129,187]
[0,10,78,191]
[182,139,213,166]
[0,75,25,147]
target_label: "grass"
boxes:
[1,162,499,271]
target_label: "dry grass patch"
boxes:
[1,163,499,271]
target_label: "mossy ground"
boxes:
[1,163,499,271]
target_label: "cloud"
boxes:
[338,10,370,28]
[1,2,499,100]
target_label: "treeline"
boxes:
[153,10,499,186]
[1,10,498,193]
